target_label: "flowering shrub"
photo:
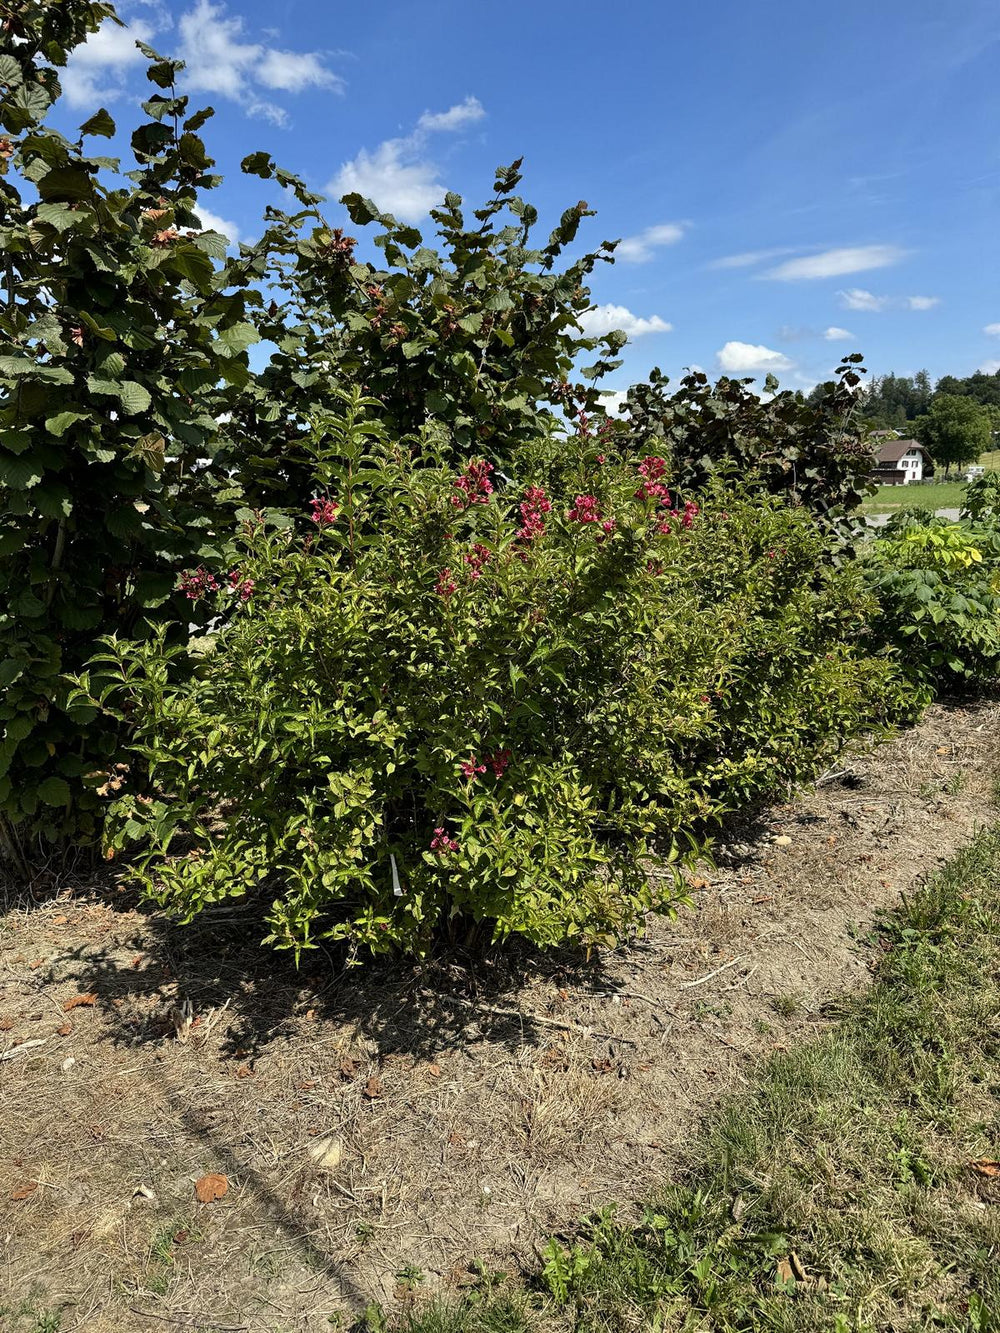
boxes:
[75,395,909,960]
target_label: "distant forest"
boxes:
[848,367,1000,428]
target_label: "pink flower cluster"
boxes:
[463,543,491,580]
[460,749,512,782]
[567,494,603,524]
[656,500,699,537]
[436,568,458,599]
[309,498,339,527]
[451,460,494,510]
[178,567,219,601]
[430,827,459,855]
[634,455,671,504]
[517,485,551,545]
[227,569,255,602]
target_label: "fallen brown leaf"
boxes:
[130,954,144,969]
[297,1079,317,1091]
[57,1023,72,1036]
[339,1058,358,1080]
[51,914,68,925]
[234,1064,255,1079]
[0,1018,13,1031]
[62,994,97,1012]
[29,959,43,970]
[194,1172,228,1203]
[173,1228,189,1244]
[363,1075,383,1100]
[427,1062,441,1077]
[970,1159,1000,1178]
[10,1181,38,1201]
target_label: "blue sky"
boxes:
[55,0,1000,396]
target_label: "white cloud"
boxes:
[577,304,672,339]
[764,245,906,281]
[709,246,798,271]
[178,0,340,125]
[62,14,156,107]
[329,98,487,222]
[824,326,854,341]
[981,360,1000,374]
[906,295,940,310]
[838,288,890,312]
[192,204,240,246]
[985,323,1000,337]
[65,2,340,125]
[616,223,686,263]
[717,341,793,373]
[416,96,485,133]
[599,390,630,416]
[332,140,444,222]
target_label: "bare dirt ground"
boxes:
[1,700,997,1333]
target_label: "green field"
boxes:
[861,479,968,514]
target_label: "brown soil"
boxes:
[1,700,996,1332]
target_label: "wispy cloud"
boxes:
[415,96,485,133]
[824,326,854,341]
[63,0,340,125]
[838,288,890,312]
[764,245,906,281]
[981,359,1000,374]
[616,223,686,263]
[578,304,672,339]
[709,247,798,271]
[329,98,487,222]
[839,288,941,313]
[717,341,793,373]
[985,323,1000,337]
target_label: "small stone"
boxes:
[774,835,792,847]
[307,1135,343,1170]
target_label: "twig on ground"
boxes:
[128,1310,247,1332]
[723,963,760,992]
[0,1037,47,1061]
[679,954,748,990]
[592,987,680,1016]
[436,992,637,1044]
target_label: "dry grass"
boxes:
[1,699,998,1331]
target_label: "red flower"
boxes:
[430,827,460,855]
[309,498,339,527]
[567,494,602,524]
[178,568,219,601]
[451,460,494,510]
[227,570,255,602]
[601,518,617,534]
[463,543,491,580]
[459,754,487,781]
[516,485,552,545]
[486,748,512,777]
[436,568,458,599]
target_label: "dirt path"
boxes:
[1,701,996,1331]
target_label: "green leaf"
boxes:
[36,166,96,202]
[168,246,214,286]
[33,202,80,233]
[80,108,116,138]
[0,55,24,89]
[37,777,71,807]
[0,454,43,489]
[216,321,261,356]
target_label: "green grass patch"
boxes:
[862,481,969,515]
[368,828,1000,1333]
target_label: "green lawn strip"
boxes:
[369,828,1000,1333]
[862,482,969,515]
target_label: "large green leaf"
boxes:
[0,454,43,489]
[37,777,71,807]
[0,55,23,89]
[37,166,97,202]
[216,321,260,356]
[80,108,116,138]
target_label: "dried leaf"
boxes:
[29,958,43,970]
[234,1064,255,1079]
[338,1058,358,1081]
[776,1257,794,1284]
[173,1228,189,1244]
[0,1018,13,1031]
[297,1079,317,1091]
[427,1063,441,1077]
[194,1172,228,1203]
[57,1023,72,1036]
[62,993,97,1011]
[970,1159,1000,1178]
[10,1181,38,1200]
[363,1075,383,1100]
[51,914,68,925]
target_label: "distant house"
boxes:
[872,438,932,485]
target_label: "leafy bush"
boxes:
[868,512,1000,687]
[0,21,262,854]
[79,397,907,959]
[612,357,876,537]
